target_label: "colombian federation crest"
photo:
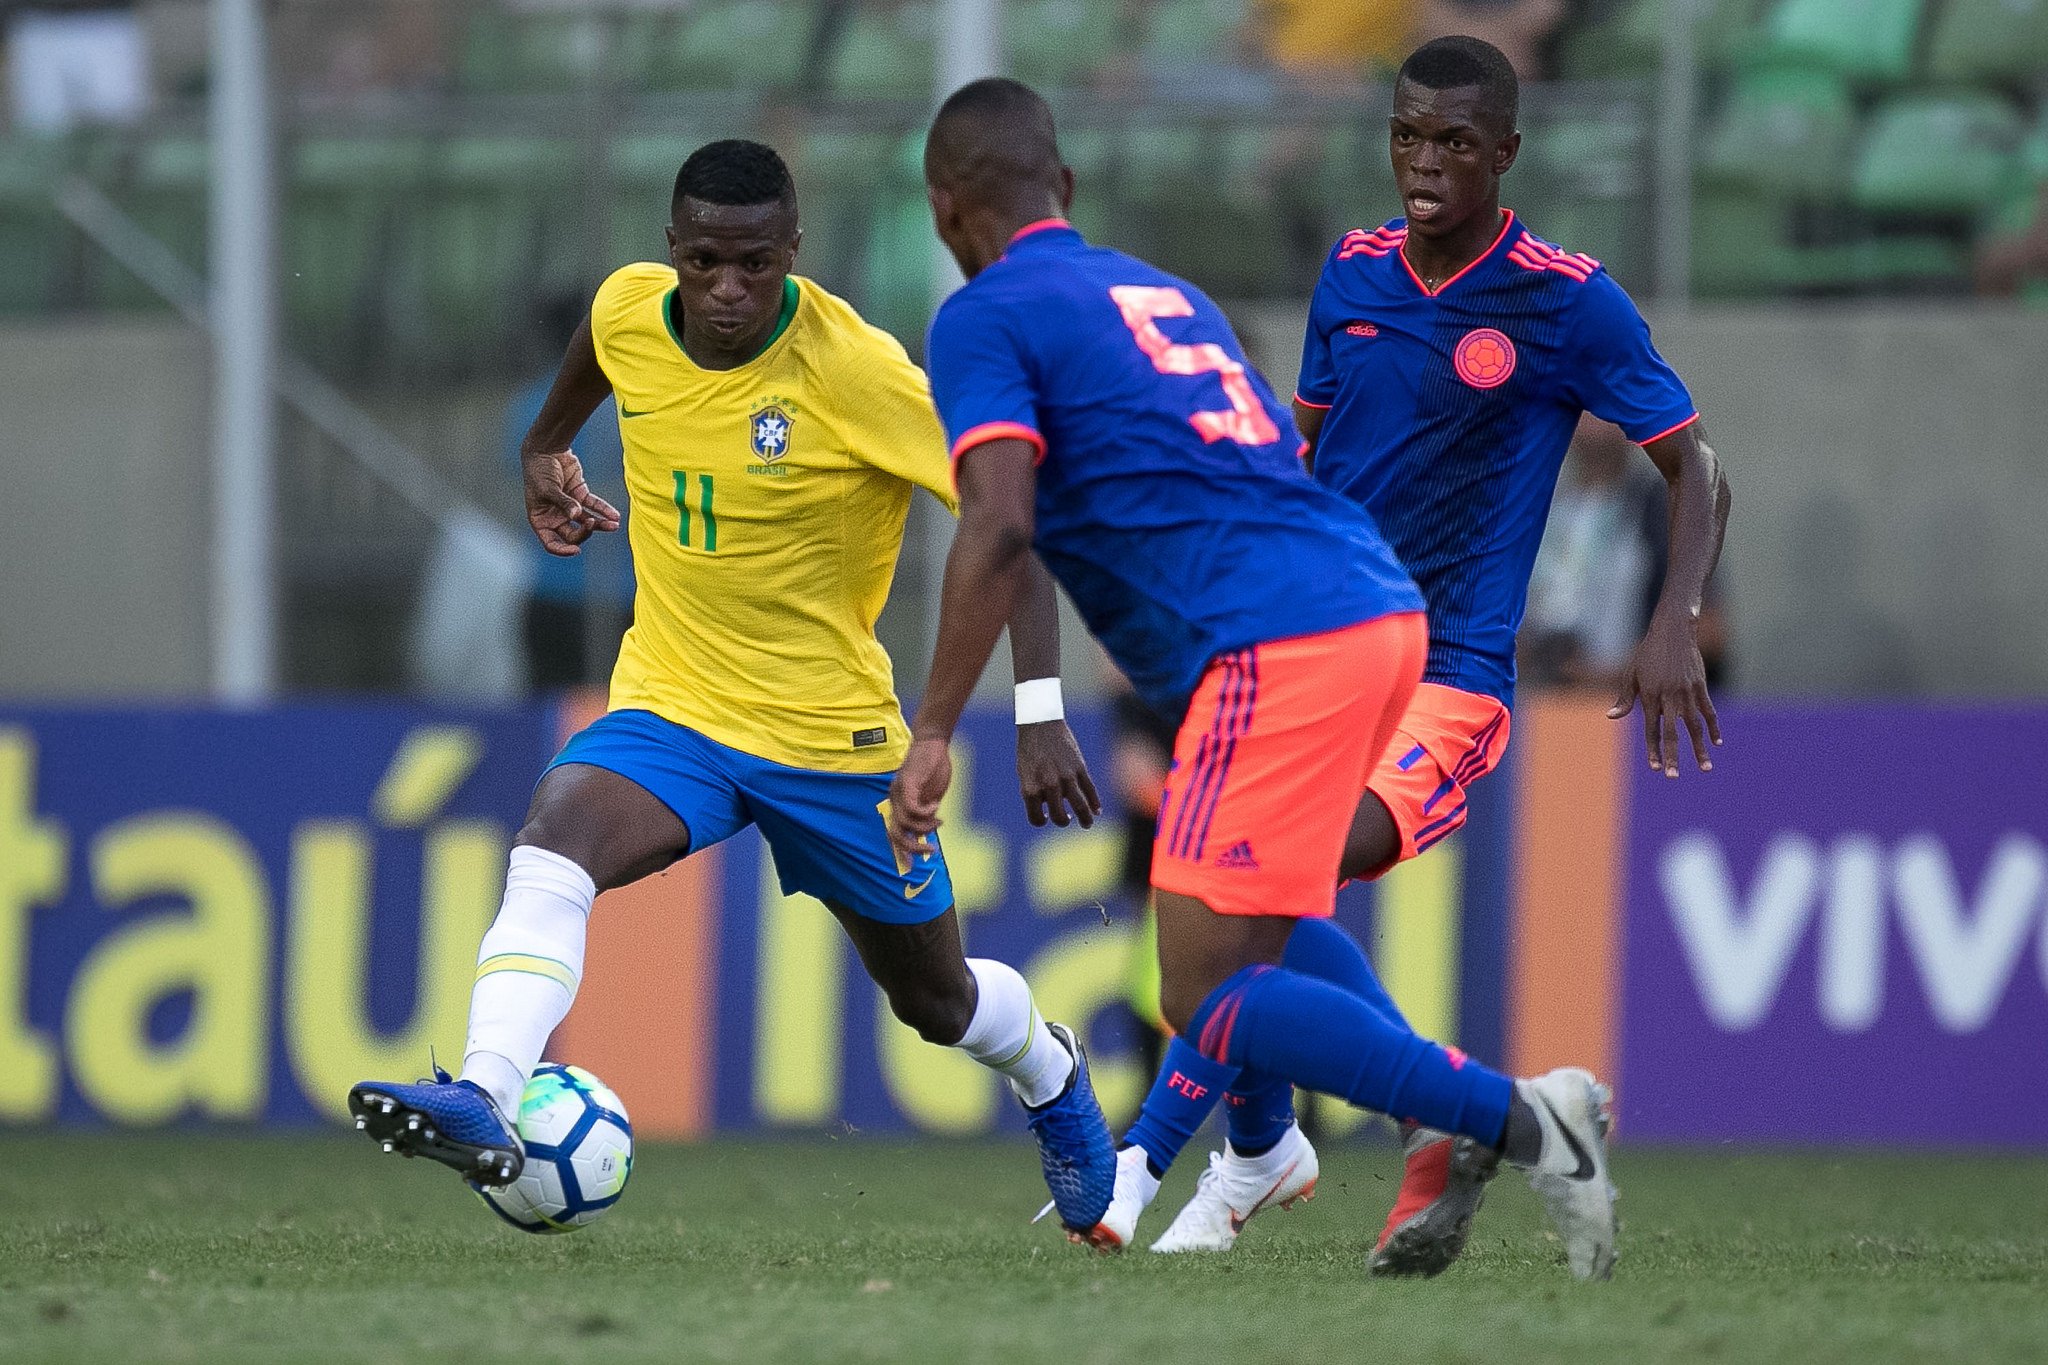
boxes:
[1453,327,1516,389]
[749,403,793,462]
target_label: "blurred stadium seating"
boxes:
[0,0,2035,379]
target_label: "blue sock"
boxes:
[1227,919,1412,1155]
[1122,1037,1237,1178]
[1189,964,1511,1145]
[1283,916,1409,1027]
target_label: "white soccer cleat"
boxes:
[1517,1067,1618,1281]
[1149,1124,1319,1254]
[1091,1145,1161,1250]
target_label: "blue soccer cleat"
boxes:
[348,1066,526,1186]
[1024,1023,1120,1248]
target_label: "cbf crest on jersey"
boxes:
[745,401,790,464]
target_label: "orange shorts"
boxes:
[1151,612,1426,918]
[1361,682,1512,876]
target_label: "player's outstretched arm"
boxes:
[1008,556,1101,831]
[1611,419,1732,777]
[888,438,1041,862]
[520,313,623,557]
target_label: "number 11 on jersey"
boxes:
[673,471,719,551]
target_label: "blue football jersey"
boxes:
[927,221,1423,716]
[1296,211,1697,705]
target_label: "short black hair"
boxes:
[673,138,797,212]
[1396,35,1519,131]
[925,77,1063,208]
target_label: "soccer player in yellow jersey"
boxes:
[350,140,1121,1234]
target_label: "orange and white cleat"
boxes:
[1369,1123,1500,1277]
[1148,1124,1319,1254]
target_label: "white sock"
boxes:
[1118,1145,1162,1207]
[1226,1124,1303,1172]
[957,958,1074,1108]
[460,845,596,1118]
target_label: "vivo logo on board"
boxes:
[1659,832,2048,1035]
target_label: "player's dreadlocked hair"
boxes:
[673,139,797,213]
[1396,35,1520,132]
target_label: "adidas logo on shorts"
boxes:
[1214,840,1261,870]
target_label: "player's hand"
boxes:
[888,737,953,862]
[1015,720,1102,829]
[1610,615,1721,778]
[524,448,622,557]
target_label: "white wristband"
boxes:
[1014,677,1065,726]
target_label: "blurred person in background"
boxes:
[1522,414,1729,693]
[1409,0,1566,78]
[4,0,148,135]
[1260,0,1418,84]
[504,293,635,690]
[1107,667,1178,1079]
[1261,0,1566,81]
[284,0,447,102]
[1974,182,2048,302]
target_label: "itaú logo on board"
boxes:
[1659,832,2048,1034]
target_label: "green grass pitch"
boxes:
[5,1133,2046,1364]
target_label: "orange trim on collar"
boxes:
[1008,218,1072,246]
[1399,209,1516,298]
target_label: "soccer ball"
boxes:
[470,1063,633,1233]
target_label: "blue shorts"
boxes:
[545,709,953,925]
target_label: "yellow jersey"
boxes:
[588,263,957,773]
